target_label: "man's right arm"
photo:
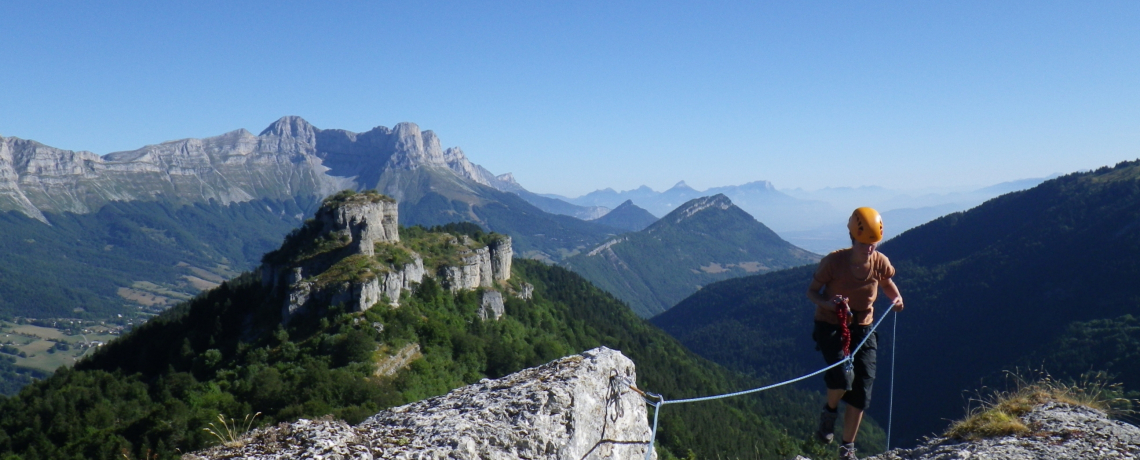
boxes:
[807,279,835,311]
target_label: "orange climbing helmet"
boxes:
[848,207,883,244]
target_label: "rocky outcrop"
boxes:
[328,258,426,310]
[314,192,399,255]
[490,236,513,282]
[479,290,505,320]
[267,192,514,323]
[184,347,654,460]
[856,402,1140,460]
[441,236,513,292]
[441,247,493,291]
[279,256,426,323]
[262,192,412,321]
[512,282,534,300]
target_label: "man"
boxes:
[806,207,904,460]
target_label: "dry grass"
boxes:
[946,370,1133,440]
[203,412,262,448]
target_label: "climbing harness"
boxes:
[629,307,898,460]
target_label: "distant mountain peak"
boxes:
[738,180,775,191]
[665,194,734,224]
[496,173,519,186]
[590,199,657,232]
[670,180,694,190]
[259,116,317,145]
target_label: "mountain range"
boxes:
[652,160,1140,445]
[562,194,819,317]
[0,117,622,320]
[549,180,836,234]
[548,178,1052,254]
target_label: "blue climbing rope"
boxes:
[887,310,898,449]
[636,308,897,460]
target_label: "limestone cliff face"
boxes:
[441,235,513,292]
[184,347,654,460]
[0,116,500,221]
[479,290,505,320]
[263,193,513,323]
[0,125,348,219]
[314,194,399,255]
[490,236,513,281]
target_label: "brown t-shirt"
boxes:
[812,249,895,326]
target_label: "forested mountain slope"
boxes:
[0,192,842,460]
[0,197,317,319]
[653,160,1140,445]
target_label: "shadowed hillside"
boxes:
[654,160,1140,445]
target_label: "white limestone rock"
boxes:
[864,402,1140,460]
[479,290,505,321]
[315,193,399,256]
[265,191,514,322]
[490,235,513,282]
[183,347,654,460]
[441,237,513,292]
[443,246,492,291]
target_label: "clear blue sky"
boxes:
[2,1,1137,196]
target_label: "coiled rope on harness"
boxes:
[835,297,852,357]
[628,307,897,460]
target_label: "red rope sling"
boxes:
[834,297,852,357]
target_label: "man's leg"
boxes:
[841,328,877,445]
[842,405,863,443]
[815,322,848,444]
[827,388,844,410]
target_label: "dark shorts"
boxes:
[813,321,877,410]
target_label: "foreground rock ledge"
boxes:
[795,401,1140,460]
[184,347,654,460]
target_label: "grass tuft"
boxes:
[946,370,1133,440]
[203,412,262,448]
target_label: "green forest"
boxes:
[0,209,850,460]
